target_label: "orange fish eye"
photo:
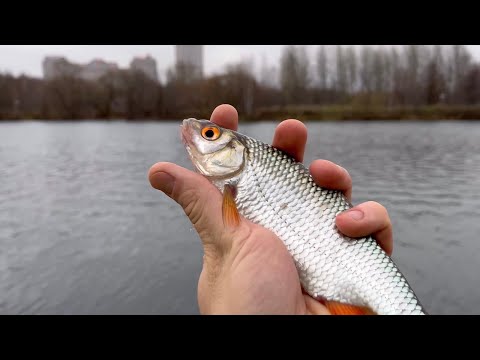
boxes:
[201,126,221,140]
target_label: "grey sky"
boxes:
[2,45,480,81]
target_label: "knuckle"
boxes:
[178,187,205,227]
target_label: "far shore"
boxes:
[242,105,480,122]
[2,105,480,122]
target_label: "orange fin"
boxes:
[323,300,376,315]
[222,184,240,228]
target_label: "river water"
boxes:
[1,120,479,315]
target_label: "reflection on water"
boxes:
[1,120,479,314]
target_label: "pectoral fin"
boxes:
[222,184,240,228]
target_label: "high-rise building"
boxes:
[42,55,159,83]
[42,56,82,79]
[130,55,158,82]
[42,57,118,81]
[175,45,203,80]
[80,59,118,81]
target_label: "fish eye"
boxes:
[201,126,221,141]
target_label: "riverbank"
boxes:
[243,105,480,122]
[2,105,480,122]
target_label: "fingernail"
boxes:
[346,209,364,220]
[151,171,175,196]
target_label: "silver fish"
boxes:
[181,118,427,315]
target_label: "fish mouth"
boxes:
[180,120,193,147]
[180,119,197,163]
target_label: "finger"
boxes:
[309,159,353,202]
[335,201,393,255]
[303,294,330,315]
[272,119,307,163]
[148,162,237,250]
[210,104,238,131]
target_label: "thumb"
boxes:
[148,162,233,251]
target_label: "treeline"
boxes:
[0,70,163,120]
[1,45,480,121]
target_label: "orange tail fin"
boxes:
[323,300,376,315]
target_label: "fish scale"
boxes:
[232,132,426,315]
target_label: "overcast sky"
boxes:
[2,45,480,81]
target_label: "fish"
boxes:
[180,117,427,315]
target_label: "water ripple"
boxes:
[0,120,479,315]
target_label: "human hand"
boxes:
[148,104,393,315]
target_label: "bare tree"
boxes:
[223,59,257,116]
[459,64,480,105]
[316,45,329,90]
[385,47,400,106]
[402,45,422,105]
[125,71,161,119]
[359,46,375,94]
[382,47,394,106]
[345,46,357,94]
[259,55,277,88]
[372,48,386,94]
[97,71,119,118]
[452,45,473,103]
[0,74,15,119]
[424,45,446,105]
[279,45,310,104]
[43,76,78,119]
[255,58,281,108]
[171,62,201,84]
[335,45,348,96]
